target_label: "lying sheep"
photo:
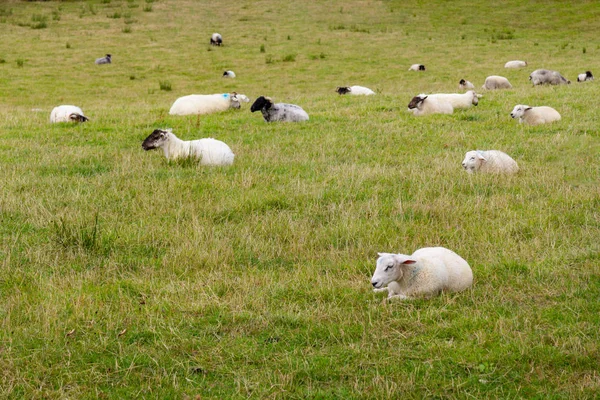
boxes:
[250,96,309,122]
[458,79,474,90]
[223,70,236,78]
[50,105,89,123]
[95,54,111,65]
[371,247,473,300]
[408,64,426,71]
[462,150,519,174]
[210,33,222,46]
[335,86,375,96]
[427,90,481,110]
[504,60,527,68]
[529,69,570,85]
[141,128,234,166]
[510,104,561,126]
[407,94,453,116]
[169,92,249,116]
[482,75,512,90]
[577,71,593,82]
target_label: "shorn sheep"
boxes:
[577,71,593,82]
[529,69,570,85]
[510,104,561,126]
[462,150,519,174]
[335,86,375,96]
[482,75,512,90]
[169,92,249,116]
[371,247,473,300]
[210,33,222,46]
[458,79,474,90]
[407,94,453,116]
[95,54,111,65]
[250,96,309,122]
[427,90,481,110]
[504,60,527,68]
[408,64,426,71]
[50,105,89,123]
[141,129,234,166]
[223,70,236,78]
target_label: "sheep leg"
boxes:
[373,287,389,293]
[387,293,412,301]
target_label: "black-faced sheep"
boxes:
[95,54,111,65]
[50,105,89,123]
[335,86,375,96]
[210,33,222,46]
[250,96,309,122]
[577,71,593,82]
[407,94,453,116]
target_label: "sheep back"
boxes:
[169,94,232,116]
[529,69,570,85]
[50,105,88,123]
[482,76,512,90]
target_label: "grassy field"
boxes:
[1,0,599,398]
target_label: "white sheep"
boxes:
[458,79,474,90]
[223,70,236,78]
[577,71,593,82]
[408,64,426,71]
[407,94,453,116]
[529,69,570,85]
[371,247,473,300]
[169,93,249,116]
[141,128,234,166]
[95,54,111,65]
[50,105,89,123]
[210,33,222,46]
[510,104,561,126]
[427,90,481,110]
[504,60,527,68]
[462,150,519,174]
[482,75,512,90]
[250,96,309,122]
[335,86,375,96]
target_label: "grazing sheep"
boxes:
[529,69,570,85]
[371,247,473,300]
[462,150,519,174]
[427,90,481,110]
[141,128,234,166]
[210,33,222,46]
[504,60,527,68]
[577,71,594,82]
[408,64,426,71]
[482,75,512,90]
[95,54,111,65]
[407,94,453,116]
[335,85,375,96]
[250,96,309,122]
[223,70,236,78]
[458,79,475,90]
[50,105,89,123]
[510,104,561,126]
[169,92,249,116]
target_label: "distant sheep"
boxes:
[223,70,236,78]
[408,64,426,71]
[141,128,234,166]
[427,90,481,110]
[210,33,222,46]
[95,54,111,65]
[250,96,309,122]
[371,247,473,300]
[577,71,593,82]
[529,69,570,85]
[169,92,249,116]
[407,94,453,116]
[462,150,519,174]
[335,86,375,96]
[458,79,475,90]
[510,104,561,126]
[50,105,89,123]
[482,75,512,90]
[504,60,527,68]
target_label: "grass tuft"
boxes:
[159,80,172,91]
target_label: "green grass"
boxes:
[1,0,599,398]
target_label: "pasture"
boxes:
[1,0,599,398]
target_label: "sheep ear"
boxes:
[476,151,487,161]
[422,95,428,100]
[392,254,416,265]
[525,107,533,112]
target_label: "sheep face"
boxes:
[250,96,273,112]
[418,64,425,71]
[230,93,249,109]
[459,79,466,85]
[510,104,530,120]
[462,150,485,173]
[371,253,417,289]
[336,87,351,95]
[407,95,427,110]
[142,129,169,150]
[467,91,479,106]
[69,113,89,123]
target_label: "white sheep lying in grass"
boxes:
[458,79,474,90]
[529,69,570,85]
[141,129,234,165]
[50,105,89,123]
[408,64,426,71]
[510,104,561,126]
[335,86,375,95]
[95,54,111,65]
[427,90,481,110]
[407,94,453,116]
[482,75,512,90]
[577,71,593,82]
[371,247,473,300]
[504,60,527,68]
[223,70,236,78]
[210,33,222,46]
[169,92,249,116]
[462,150,519,174]
[250,96,309,122]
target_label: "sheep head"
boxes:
[407,94,427,110]
[371,253,417,289]
[510,104,531,120]
[69,113,89,123]
[230,92,249,109]
[462,150,486,173]
[336,87,351,95]
[250,96,273,112]
[142,129,171,150]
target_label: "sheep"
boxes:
[529,69,570,85]
[462,150,519,174]
[210,33,222,46]
[458,79,475,90]
[371,247,473,300]
[50,105,89,123]
[510,104,561,126]
[577,71,593,82]
[504,60,527,68]
[223,70,236,78]
[169,92,249,116]
[141,128,234,166]
[408,64,426,71]
[427,90,481,110]
[250,96,309,122]
[407,94,453,116]
[95,54,111,65]
[482,75,512,90]
[335,85,375,96]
